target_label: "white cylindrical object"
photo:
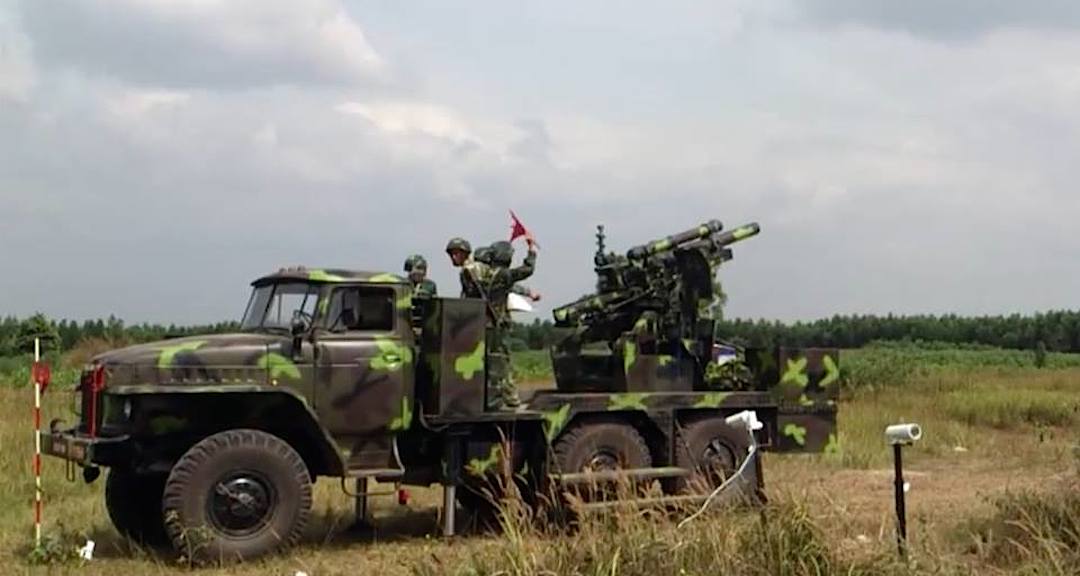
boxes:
[885,423,922,445]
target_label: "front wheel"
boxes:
[162,429,312,563]
[105,469,169,546]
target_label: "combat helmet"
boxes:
[473,245,494,265]
[445,237,472,255]
[489,241,514,267]
[404,254,428,272]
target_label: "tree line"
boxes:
[503,312,1080,353]
[5,310,1080,356]
[713,311,1080,352]
[0,314,240,356]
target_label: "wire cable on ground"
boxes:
[677,444,759,530]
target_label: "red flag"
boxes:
[32,361,50,394]
[509,210,538,247]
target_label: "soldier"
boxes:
[403,254,437,298]
[445,237,487,298]
[481,239,538,410]
[476,242,541,303]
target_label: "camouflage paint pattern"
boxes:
[528,390,775,420]
[625,219,723,260]
[59,270,418,474]
[311,280,415,470]
[417,297,487,417]
[753,348,840,453]
[549,219,761,400]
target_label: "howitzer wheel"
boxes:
[105,469,169,547]
[162,429,312,563]
[672,416,748,494]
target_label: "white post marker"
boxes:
[32,337,42,548]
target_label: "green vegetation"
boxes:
[0,313,239,357]
[841,340,1080,389]
[718,311,1080,352]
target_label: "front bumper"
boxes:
[40,429,131,467]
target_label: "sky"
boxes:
[3,0,1080,324]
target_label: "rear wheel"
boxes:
[105,469,169,547]
[553,419,652,502]
[673,416,748,494]
[162,429,312,563]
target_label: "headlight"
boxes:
[123,399,132,420]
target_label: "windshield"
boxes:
[241,283,320,331]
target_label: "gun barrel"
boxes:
[626,219,723,260]
[710,222,760,247]
[553,291,630,325]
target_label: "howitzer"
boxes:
[551,220,760,393]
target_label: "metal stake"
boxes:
[354,477,369,527]
[893,443,907,559]
[442,483,457,537]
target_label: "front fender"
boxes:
[108,385,347,476]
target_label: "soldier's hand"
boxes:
[529,290,542,302]
[525,231,537,249]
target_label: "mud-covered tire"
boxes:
[162,429,312,563]
[105,469,169,547]
[672,416,749,494]
[553,419,652,474]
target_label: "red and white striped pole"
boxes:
[32,337,42,548]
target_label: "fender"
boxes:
[107,385,347,476]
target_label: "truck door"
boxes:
[315,284,414,441]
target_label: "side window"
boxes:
[324,286,395,332]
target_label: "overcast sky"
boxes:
[3,0,1080,324]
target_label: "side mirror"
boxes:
[291,315,308,336]
[290,312,311,357]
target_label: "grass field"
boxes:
[1,345,1077,574]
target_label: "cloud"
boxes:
[336,100,474,142]
[798,0,1080,40]
[19,0,384,88]
[6,0,1080,325]
[0,7,35,102]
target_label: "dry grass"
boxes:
[0,362,1077,574]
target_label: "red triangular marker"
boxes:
[509,210,538,247]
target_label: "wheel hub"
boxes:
[209,473,275,536]
[586,450,621,472]
[701,439,736,483]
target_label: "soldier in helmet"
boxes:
[445,235,538,410]
[475,242,541,303]
[403,254,437,298]
[480,238,538,410]
[445,237,487,298]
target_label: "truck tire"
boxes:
[105,469,169,546]
[553,419,652,474]
[162,429,312,563]
[673,416,748,494]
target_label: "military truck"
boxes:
[41,220,839,562]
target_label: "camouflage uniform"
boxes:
[483,242,537,410]
[404,254,437,298]
[411,279,437,298]
[474,243,533,299]
[458,242,537,410]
